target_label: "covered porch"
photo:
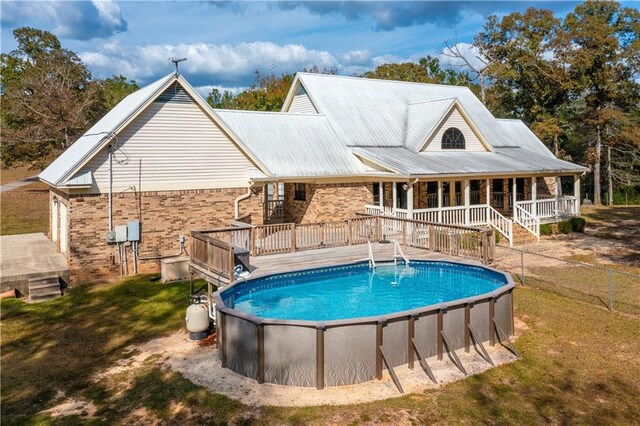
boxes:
[364,174,582,246]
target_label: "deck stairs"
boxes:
[511,223,539,246]
[28,275,62,302]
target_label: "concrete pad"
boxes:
[0,233,68,293]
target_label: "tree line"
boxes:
[1,2,638,204]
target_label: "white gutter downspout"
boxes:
[234,182,255,219]
[108,144,113,231]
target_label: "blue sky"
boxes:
[2,1,625,96]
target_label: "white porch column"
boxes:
[392,182,398,212]
[556,177,562,197]
[378,181,384,210]
[407,182,414,220]
[450,179,456,207]
[574,174,581,215]
[437,180,443,222]
[485,178,491,222]
[464,179,470,225]
[512,178,517,217]
[531,176,537,218]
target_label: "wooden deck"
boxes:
[245,243,481,280]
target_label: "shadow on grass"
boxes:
[0,275,217,425]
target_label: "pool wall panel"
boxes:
[224,315,258,380]
[264,325,316,387]
[383,319,408,368]
[443,306,465,350]
[324,324,376,386]
[495,292,513,336]
[470,300,490,343]
[414,312,438,358]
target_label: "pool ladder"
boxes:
[393,240,410,265]
[367,241,376,269]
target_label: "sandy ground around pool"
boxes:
[96,321,524,407]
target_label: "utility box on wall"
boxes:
[127,220,140,242]
[115,225,128,243]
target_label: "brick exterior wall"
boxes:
[56,186,264,285]
[283,182,374,223]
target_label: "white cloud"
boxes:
[194,85,246,99]
[80,40,340,85]
[1,0,127,40]
[341,50,372,66]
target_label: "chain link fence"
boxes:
[493,245,640,316]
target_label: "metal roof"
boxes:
[39,72,176,186]
[351,146,587,176]
[405,98,456,151]
[213,110,367,177]
[496,119,555,158]
[295,73,520,149]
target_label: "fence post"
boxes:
[291,223,296,253]
[347,219,352,245]
[609,270,614,311]
[428,224,434,251]
[520,250,525,286]
[402,220,407,246]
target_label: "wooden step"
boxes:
[28,275,62,302]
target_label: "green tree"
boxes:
[1,27,103,168]
[556,1,640,204]
[475,8,570,156]
[362,55,477,91]
[100,75,139,110]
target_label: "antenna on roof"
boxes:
[169,57,187,75]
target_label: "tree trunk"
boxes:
[607,144,613,206]
[593,125,602,205]
[554,134,559,157]
[479,74,486,104]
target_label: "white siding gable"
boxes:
[288,85,318,114]
[423,106,488,152]
[75,92,257,193]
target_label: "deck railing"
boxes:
[190,225,253,283]
[246,215,495,264]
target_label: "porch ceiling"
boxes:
[350,146,587,177]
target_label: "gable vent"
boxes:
[155,82,194,104]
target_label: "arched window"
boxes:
[441,127,465,150]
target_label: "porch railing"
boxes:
[515,197,578,221]
[514,205,540,241]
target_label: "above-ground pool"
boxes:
[223,261,507,321]
[213,260,515,389]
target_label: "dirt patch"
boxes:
[93,331,520,408]
[43,391,97,418]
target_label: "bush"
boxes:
[569,217,586,233]
[540,224,553,236]
[558,221,572,234]
[494,231,501,244]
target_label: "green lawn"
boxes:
[2,276,639,425]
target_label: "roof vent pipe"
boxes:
[234,182,255,219]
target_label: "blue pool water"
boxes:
[221,261,507,321]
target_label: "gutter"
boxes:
[234,182,255,219]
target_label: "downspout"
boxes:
[234,182,255,219]
[108,144,113,231]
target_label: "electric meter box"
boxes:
[127,220,140,242]
[115,225,128,243]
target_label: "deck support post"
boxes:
[464,179,470,225]
[437,309,444,360]
[486,178,491,217]
[437,181,443,222]
[316,325,325,390]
